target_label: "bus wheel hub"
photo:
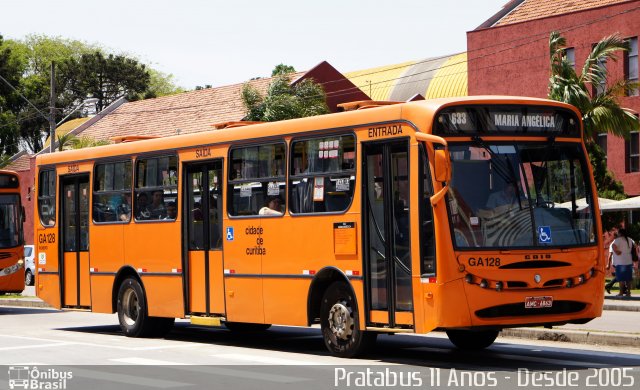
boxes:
[328,301,353,340]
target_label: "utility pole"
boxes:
[49,62,56,153]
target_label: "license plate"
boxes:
[524,296,553,309]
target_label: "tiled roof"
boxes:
[80,73,303,142]
[345,53,468,101]
[5,152,32,172]
[493,0,632,27]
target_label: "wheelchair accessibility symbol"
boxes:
[226,227,234,241]
[538,226,552,244]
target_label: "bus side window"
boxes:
[289,134,356,214]
[93,161,132,223]
[228,143,286,217]
[134,156,178,222]
[38,170,56,227]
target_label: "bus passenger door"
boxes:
[184,161,224,316]
[362,140,413,328]
[60,175,91,308]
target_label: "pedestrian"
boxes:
[605,240,619,294]
[609,228,635,297]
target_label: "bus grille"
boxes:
[0,252,10,260]
[475,301,586,319]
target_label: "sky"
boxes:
[0,0,509,89]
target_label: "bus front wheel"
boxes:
[116,277,174,338]
[446,329,499,350]
[320,281,376,358]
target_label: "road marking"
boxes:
[110,357,187,365]
[0,342,74,351]
[213,353,317,365]
[0,334,197,351]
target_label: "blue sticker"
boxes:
[226,227,234,241]
[538,226,552,244]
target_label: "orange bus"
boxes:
[0,170,25,294]
[34,96,603,357]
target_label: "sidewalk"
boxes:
[1,294,639,349]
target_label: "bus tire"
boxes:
[320,281,376,358]
[224,322,271,332]
[25,269,34,286]
[446,329,499,350]
[116,277,155,338]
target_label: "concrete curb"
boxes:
[604,303,640,312]
[501,328,640,348]
[0,299,52,309]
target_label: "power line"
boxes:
[0,74,50,121]
[2,3,638,129]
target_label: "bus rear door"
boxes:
[362,139,414,328]
[60,174,91,308]
[184,161,224,316]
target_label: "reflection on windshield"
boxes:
[0,194,21,248]
[447,142,595,248]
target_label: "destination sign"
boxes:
[434,105,580,137]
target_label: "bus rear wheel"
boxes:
[117,277,174,338]
[320,281,376,358]
[446,329,499,350]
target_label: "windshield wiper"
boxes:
[472,136,525,209]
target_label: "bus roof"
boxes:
[36,96,581,166]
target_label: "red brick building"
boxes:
[468,0,640,195]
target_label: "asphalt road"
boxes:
[1,307,639,389]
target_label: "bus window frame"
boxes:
[37,168,57,228]
[444,139,598,251]
[92,159,133,225]
[133,154,179,223]
[288,132,357,217]
[227,140,288,219]
[419,143,436,277]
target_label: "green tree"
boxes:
[271,63,296,76]
[2,35,96,152]
[144,69,185,98]
[56,132,109,151]
[64,51,151,111]
[0,34,21,155]
[548,31,639,223]
[241,64,329,122]
[0,35,181,153]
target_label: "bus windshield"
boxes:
[447,141,596,249]
[0,194,22,248]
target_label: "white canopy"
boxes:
[599,196,640,212]
[557,197,617,211]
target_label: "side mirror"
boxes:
[434,149,451,183]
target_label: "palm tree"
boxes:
[548,31,639,141]
[69,135,110,149]
[56,133,109,151]
[56,132,76,151]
